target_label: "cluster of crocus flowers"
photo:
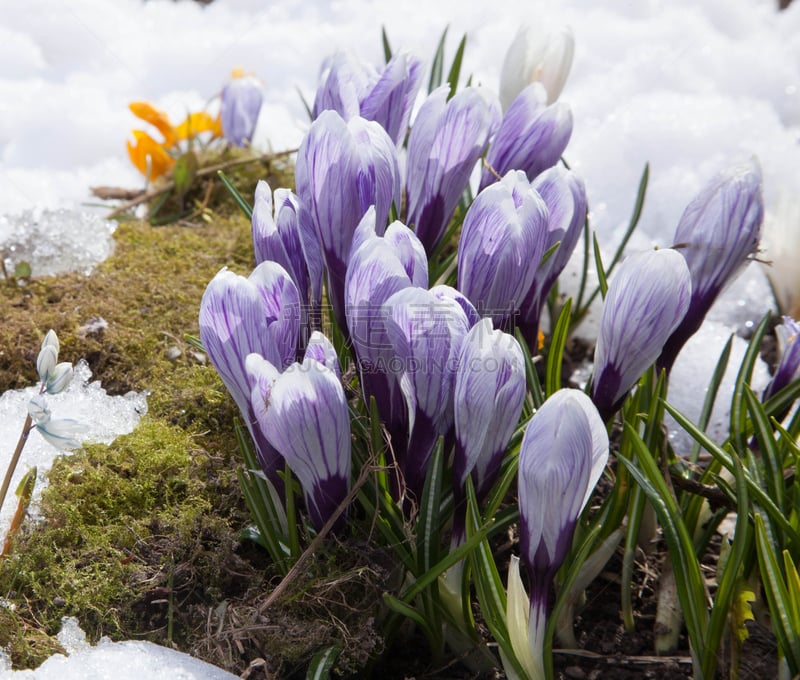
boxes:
[126,69,263,181]
[126,102,222,181]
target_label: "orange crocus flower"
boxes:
[129,102,179,148]
[175,111,223,141]
[126,130,175,181]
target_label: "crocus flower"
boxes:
[457,170,549,328]
[480,83,572,192]
[382,285,475,498]
[126,130,175,180]
[451,319,525,541]
[499,24,575,111]
[199,262,300,483]
[296,111,401,329]
[762,316,800,404]
[517,166,587,350]
[313,50,423,145]
[658,159,764,373]
[220,69,263,147]
[509,388,608,680]
[27,394,86,451]
[252,180,324,333]
[346,209,429,461]
[246,342,351,532]
[761,191,800,318]
[405,85,500,254]
[591,249,691,421]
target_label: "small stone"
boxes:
[53,596,66,607]
[166,346,182,361]
[565,666,586,679]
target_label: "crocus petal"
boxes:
[763,315,800,403]
[175,111,222,140]
[129,101,178,146]
[252,181,322,315]
[383,285,471,496]
[518,389,605,590]
[481,83,573,191]
[453,318,526,501]
[304,331,341,379]
[518,166,587,347]
[500,24,575,110]
[505,555,546,680]
[359,51,424,145]
[221,73,263,147]
[659,159,764,372]
[126,130,175,180]
[312,51,372,121]
[252,356,351,532]
[296,111,401,328]
[592,249,691,421]
[406,86,500,254]
[345,211,428,461]
[457,170,549,327]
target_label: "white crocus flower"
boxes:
[499,24,575,111]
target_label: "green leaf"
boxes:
[729,313,770,454]
[755,514,800,673]
[217,170,253,219]
[381,26,393,62]
[744,385,786,513]
[445,33,467,98]
[173,150,198,197]
[545,297,572,397]
[701,449,750,679]
[13,261,31,279]
[428,27,448,93]
[306,645,342,680]
[665,402,800,551]
[464,479,525,678]
[592,233,608,299]
[618,424,708,664]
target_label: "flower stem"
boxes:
[0,413,34,517]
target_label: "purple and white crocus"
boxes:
[252,180,323,312]
[382,285,476,499]
[658,159,764,373]
[199,262,301,484]
[517,166,587,350]
[220,72,263,147]
[480,83,572,192]
[451,318,526,542]
[592,249,691,422]
[296,111,401,330]
[457,170,549,328]
[508,389,608,680]
[313,50,423,146]
[762,316,800,416]
[345,209,428,462]
[247,333,350,532]
[405,85,500,254]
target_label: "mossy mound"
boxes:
[0,160,403,676]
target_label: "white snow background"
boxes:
[1,0,799,676]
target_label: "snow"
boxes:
[1,0,799,676]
